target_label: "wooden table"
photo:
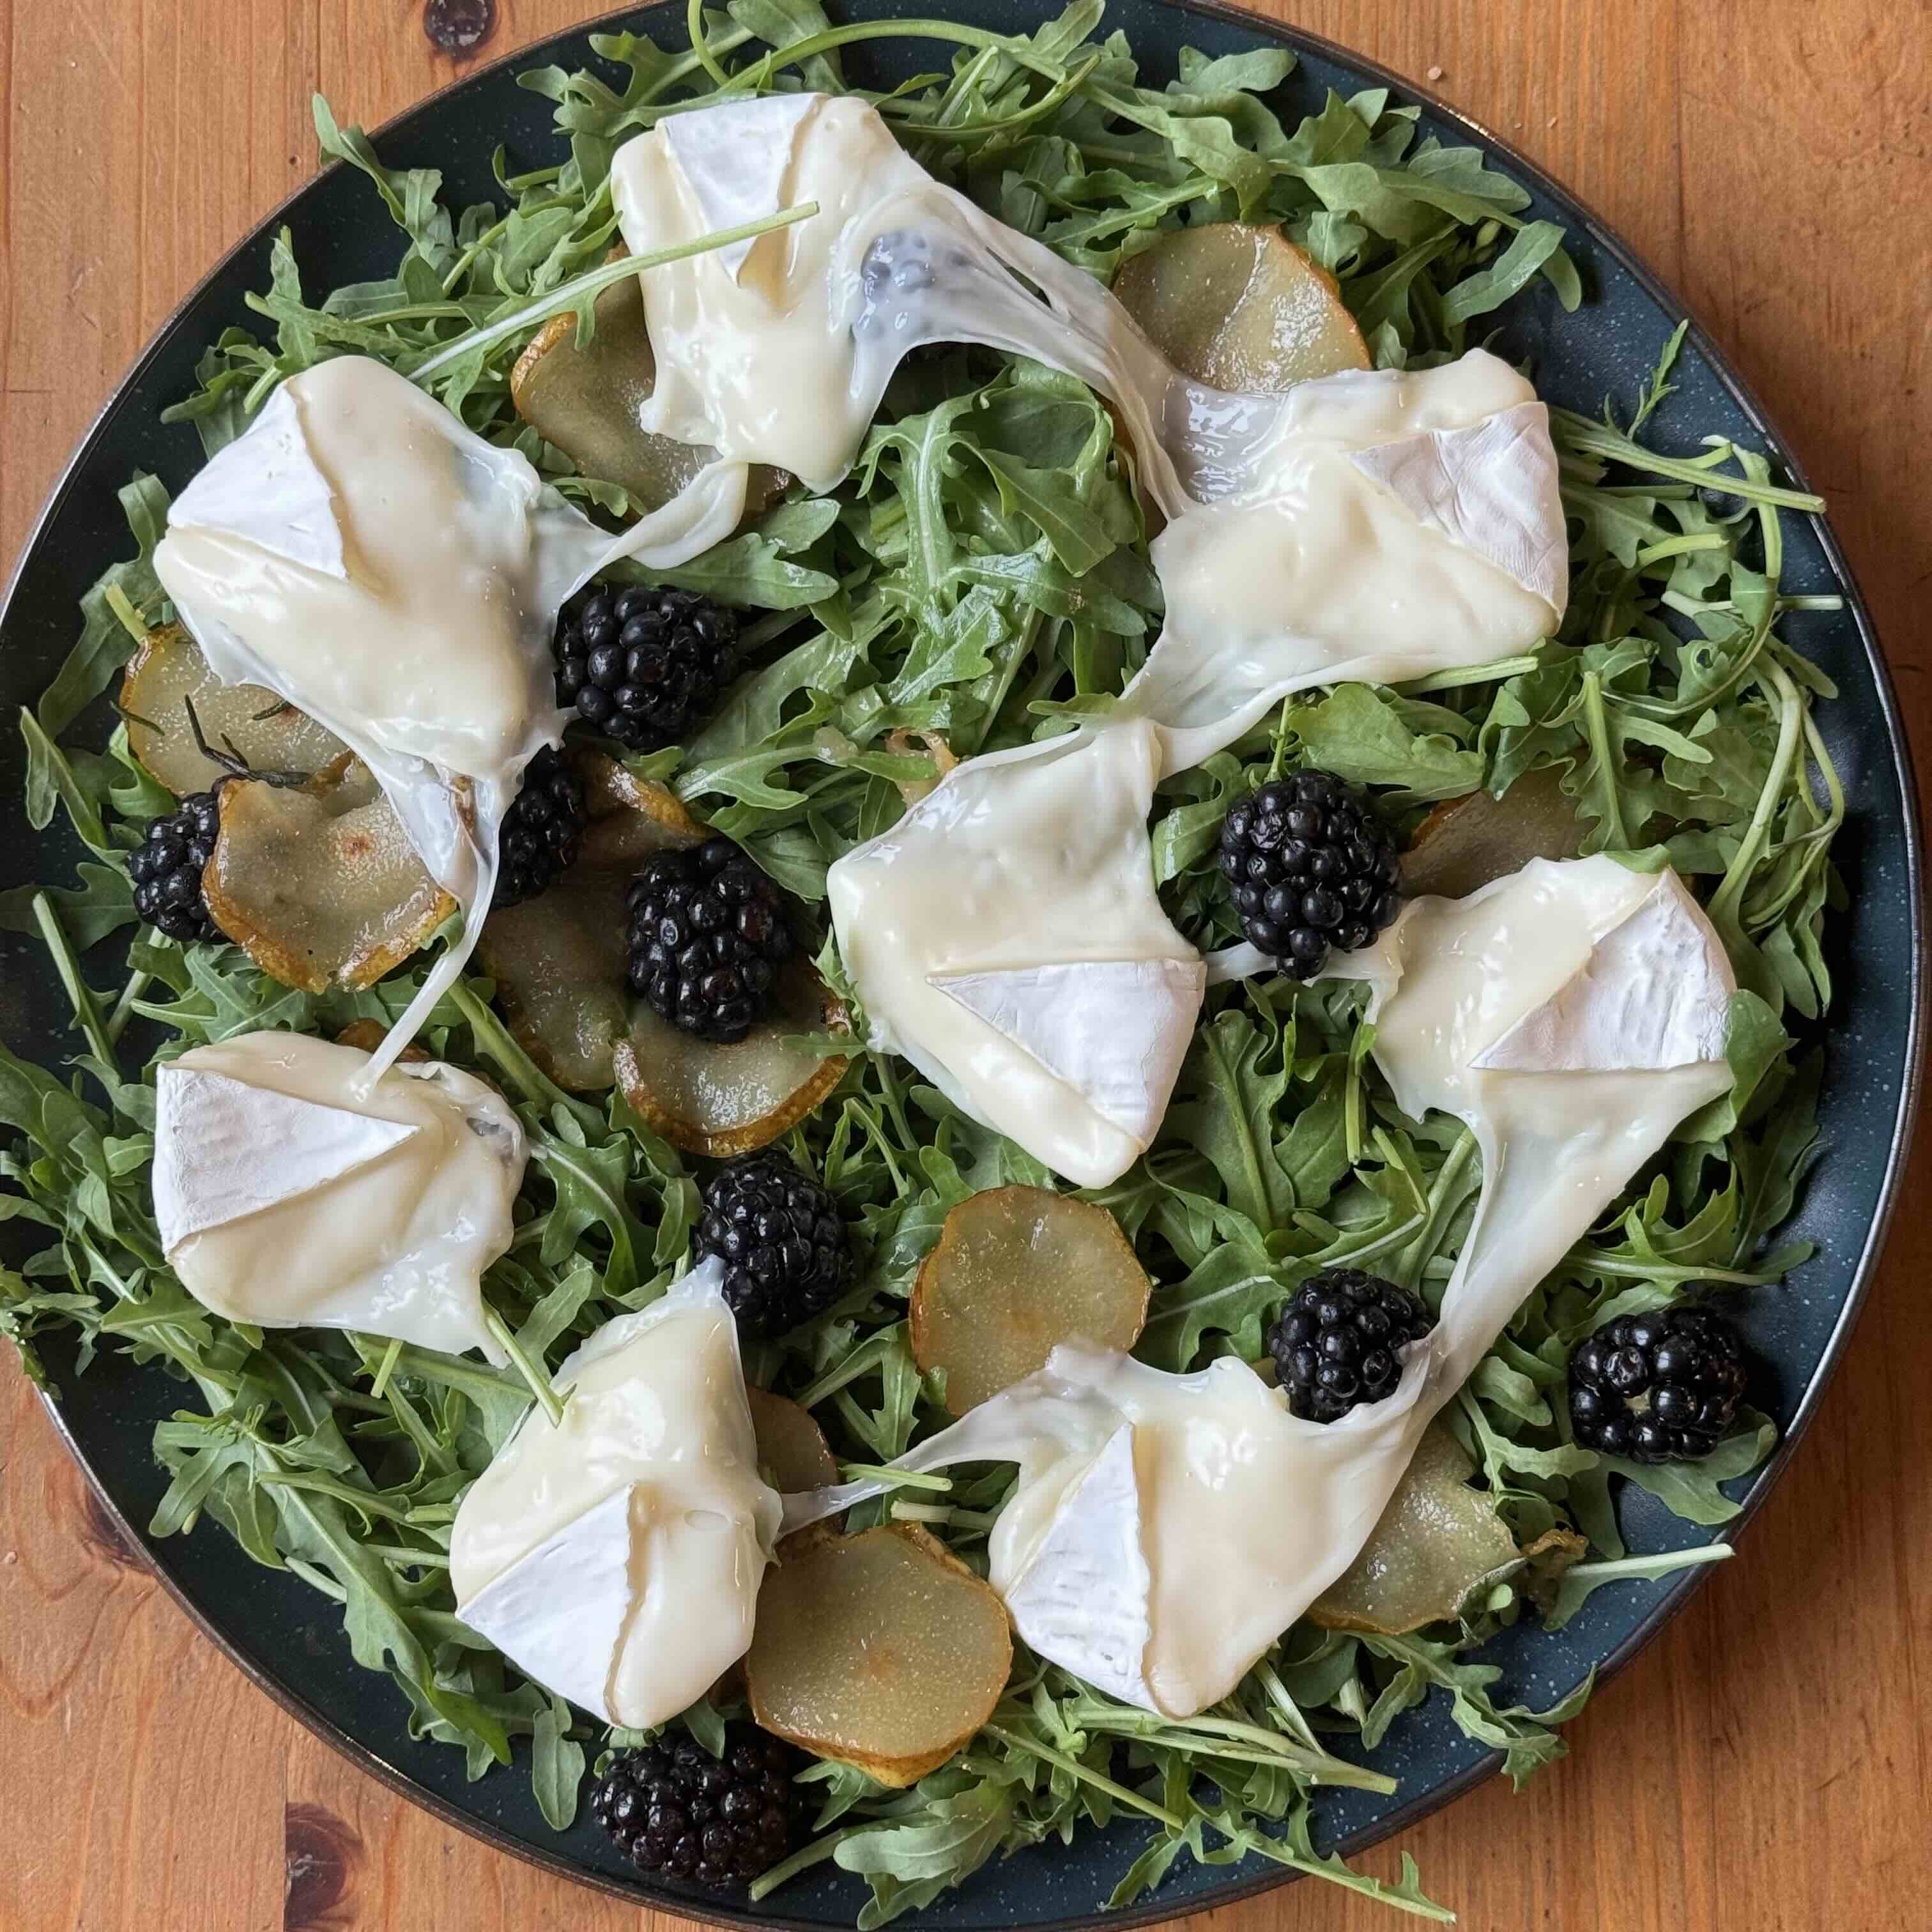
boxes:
[2,2,1928,1927]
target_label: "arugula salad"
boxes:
[0,2,1842,1922]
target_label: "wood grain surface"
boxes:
[2,3,1928,1928]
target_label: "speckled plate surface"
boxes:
[0,3,1921,1925]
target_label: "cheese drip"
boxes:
[153,1031,526,1360]
[826,719,1204,1188]
[789,857,1736,1715]
[449,1264,781,1730]
[150,357,741,1082]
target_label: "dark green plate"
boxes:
[0,3,1920,1925]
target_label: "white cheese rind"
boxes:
[827,719,1203,1188]
[453,1487,637,1719]
[931,958,1205,1149]
[153,1069,417,1245]
[448,1262,781,1729]
[155,1032,525,1361]
[997,1425,1156,1712]
[1348,399,1567,613]
[1471,871,1736,1071]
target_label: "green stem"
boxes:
[410,201,818,383]
[445,979,602,1136]
[368,1335,404,1401]
[33,893,117,1073]
[983,1724,1182,1828]
[482,1305,566,1427]
[105,967,151,1046]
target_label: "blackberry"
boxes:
[493,746,585,908]
[698,1151,848,1338]
[625,838,797,1043]
[1220,770,1401,980]
[1268,1267,1433,1423]
[592,1724,804,1889]
[554,583,737,751]
[128,791,224,944]
[1567,1306,1748,1464]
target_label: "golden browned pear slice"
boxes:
[477,755,706,1089]
[910,1186,1150,1414]
[510,270,786,518]
[747,1524,1013,1787]
[1401,765,1587,901]
[121,624,346,796]
[1309,1423,1521,1634]
[479,753,848,1148]
[1112,222,1371,394]
[203,756,457,991]
[746,1388,839,1494]
[614,961,847,1158]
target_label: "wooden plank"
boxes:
[1,3,1926,1928]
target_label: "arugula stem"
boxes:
[482,1305,567,1427]
[747,1828,860,1901]
[105,967,151,1046]
[983,1724,1183,1828]
[33,893,118,1074]
[410,201,819,383]
[368,1335,405,1400]
[838,1460,951,1493]
[1710,660,1801,931]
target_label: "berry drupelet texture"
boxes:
[1267,1266,1434,1423]
[492,746,586,908]
[592,1724,804,1888]
[1567,1305,1748,1463]
[554,584,737,751]
[129,790,225,944]
[1220,770,1402,980]
[625,838,798,1043]
[696,1151,848,1338]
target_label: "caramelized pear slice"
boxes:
[121,624,346,796]
[477,757,706,1090]
[747,1524,1012,1787]
[204,758,455,992]
[614,962,848,1159]
[479,755,849,1149]
[747,1388,839,1494]
[1310,1423,1520,1634]
[911,1186,1150,1414]
[1113,223,1370,392]
[1402,765,1586,901]
[510,271,786,518]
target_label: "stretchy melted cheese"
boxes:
[152,358,614,1077]
[153,1031,526,1360]
[826,720,1204,1188]
[790,857,1736,1715]
[450,1264,781,1729]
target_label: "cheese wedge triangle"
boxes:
[1471,871,1735,1073]
[1349,398,1567,611]
[154,1066,418,1245]
[930,959,1202,1149]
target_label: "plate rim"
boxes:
[6,1,1924,1924]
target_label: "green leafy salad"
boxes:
[0,1,1842,1921]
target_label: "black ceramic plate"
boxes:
[0,3,1921,1925]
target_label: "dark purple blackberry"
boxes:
[554,583,737,751]
[698,1151,848,1337]
[1568,1306,1748,1464]
[625,838,797,1043]
[1219,770,1401,980]
[1268,1267,1433,1422]
[592,1724,804,1889]
[493,747,585,909]
[128,791,224,944]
